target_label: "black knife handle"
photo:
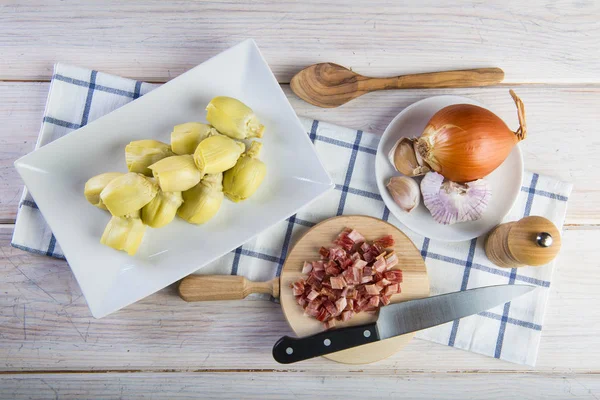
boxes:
[272,322,380,364]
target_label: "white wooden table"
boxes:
[1,1,599,398]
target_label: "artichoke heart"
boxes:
[223,141,266,202]
[206,96,264,140]
[178,173,224,224]
[100,214,146,255]
[100,172,158,217]
[193,135,245,175]
[125,140,174,176]
[84,172,123,210]
[171,122,219,155]
[141,190,183,228]
[148,154,202,192]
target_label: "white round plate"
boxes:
[375,96,523,242]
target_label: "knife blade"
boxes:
[272,284,535,364]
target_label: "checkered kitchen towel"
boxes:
[12,64,573,366]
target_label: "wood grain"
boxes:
[290,63,504,107]
[178,275,279,301]
[1,83,598,225]
[0,1,599,83]
[279,215,429,364]
[1,372,599,399]
[1,224,599,372]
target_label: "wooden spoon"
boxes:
[290,63,504,108]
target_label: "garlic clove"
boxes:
[420,172,491,225]
[388,137,430,176]
[386,176,421,213]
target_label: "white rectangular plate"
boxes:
[15,40,333,318]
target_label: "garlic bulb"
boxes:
[389,137,430,177]
[421,172,491,225]
[386,176,420,213]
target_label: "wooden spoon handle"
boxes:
[361,67,504,91]
[178,275,280,302]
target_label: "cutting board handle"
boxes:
[178,275,280,302]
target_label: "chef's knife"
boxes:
[273,284,535,364]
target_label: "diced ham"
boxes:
[319,246,329,258]
[312,269,325,281]
[384,270,403,283]
[325,262,342,276]
[292,281,305,296]
[307,289,320,301]
[341,310,354,322]
[335,297,347,314]
[323,299,338,316]
[368,296,380,308]
[296,296,307,307]
[306,274,317,287]
[373,235,395,248]
[330,276,347,290]
[347,229,365,244]
[364,284,380,295]
[316,308,330,322]
[302,261,313,274]
[385,252,399,269]
[292,228,403,329]
[383,283,399,296]
[313,261,325,271]
[324,319,336,329]
[345,299,355,311]
[373,257,387,272]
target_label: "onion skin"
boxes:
[416,90,526,183]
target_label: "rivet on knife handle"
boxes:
[272,322,380,364]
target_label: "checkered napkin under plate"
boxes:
[12,64,573,366]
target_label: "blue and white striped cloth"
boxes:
[12,64,572,366]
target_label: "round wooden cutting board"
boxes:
[280,215,430,364]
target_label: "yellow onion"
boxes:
[415,90,526,183]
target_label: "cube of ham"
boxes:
[368,296,380,308]
[364,284,380,295]
[307,289,320,301]
[380,294,391,306]
[385,252,399,269]
[341,310,354,322]
[373,257,387,273]
[384,270,403,283]
[302,261,313,274]
[330,276,347,289]
[347,229,365,244]
[335,297,347,314]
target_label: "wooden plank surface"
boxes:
[1,224,599,372]
[0,1,599,83]
[1,372,599,399]
[1,82,598,224]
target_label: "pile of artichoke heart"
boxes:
[84,96,267,255]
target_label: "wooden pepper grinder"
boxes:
[484,216,562,268]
